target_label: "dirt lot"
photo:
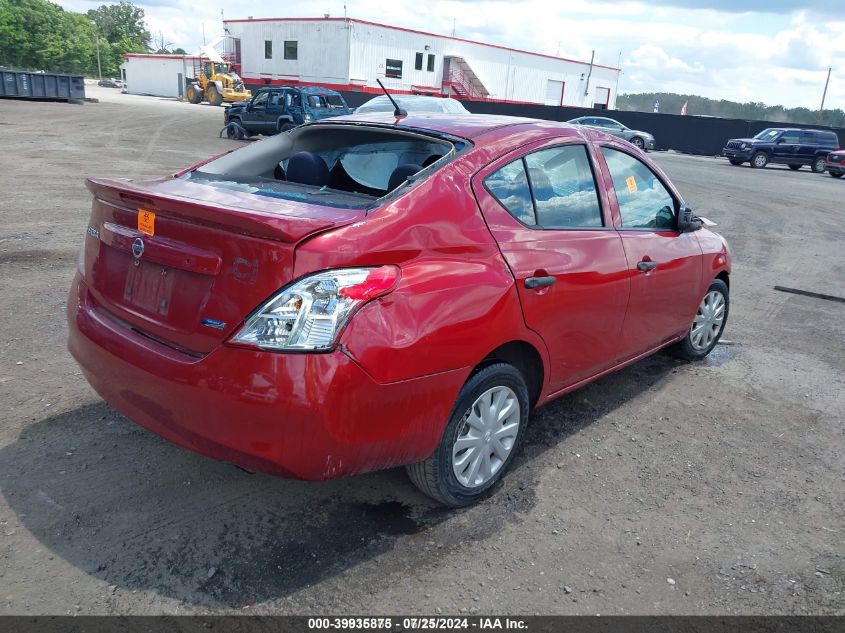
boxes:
[0,86,843,615]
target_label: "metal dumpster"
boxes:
[0,69,86,100]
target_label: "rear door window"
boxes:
[483,160,536,226]
[524,146,603,228]
[601,147,676,230]
[780,131,800,144]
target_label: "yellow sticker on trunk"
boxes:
[138,209,155,236]
[626,175,638,194]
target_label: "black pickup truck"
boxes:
[223,86,351,139]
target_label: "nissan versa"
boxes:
[67,113,731,506]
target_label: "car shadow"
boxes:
[0,353,682,608]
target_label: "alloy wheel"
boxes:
[452,386,521,488]
[690,290,726,350]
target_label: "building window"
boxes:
[385,58,403,79]
[284,40,298,60]
[264,40,272,59]
[427,54,435,72]
[415,52,423,71]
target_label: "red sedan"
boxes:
[68,113,731,506]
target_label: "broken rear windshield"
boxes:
[182,124,462,209]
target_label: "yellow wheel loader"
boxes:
[186,59,251,106]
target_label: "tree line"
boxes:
[617,92,845,128]
[0,0,185,78]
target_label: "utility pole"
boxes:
[818,66,832,123]
[613,51,622,110]
[95,34,102,79]
[583,50,595,107]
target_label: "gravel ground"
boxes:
[0,86,842,615]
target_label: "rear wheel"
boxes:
[830,171,843,178]
[671,279,729,361]
[750,152,768,168]
[406,363,529,507]
[789,164,802,171]
[186,84,202,104]
[728,158,743,166]
[206,85,223,107]
[277,121,293,134]
[811,156,826,173]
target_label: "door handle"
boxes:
[525,276,556,289]
[637,260,657,272]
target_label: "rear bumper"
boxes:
[67,274,462,480]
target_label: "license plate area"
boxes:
[124,259,177,315]
[92,243,214,333]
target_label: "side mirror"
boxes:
[677,204,703,232]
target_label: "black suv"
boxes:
[223,86,350,139]
[723,128,839,172]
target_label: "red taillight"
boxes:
[339,265,400,301]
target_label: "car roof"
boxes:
[257,85,341,95]
[313,112,581,141]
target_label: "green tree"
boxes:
[617,92,843,127]
[0,0,150,76]
[87,1,151,75]
[0,0,98,74]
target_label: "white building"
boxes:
[120,53,205,98]
[222,17,620,108]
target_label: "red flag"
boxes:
[681,100,689,115]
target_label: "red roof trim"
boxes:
[123,53,199,60]
[223,17,620,71]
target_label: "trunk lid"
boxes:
[81,177,364,354]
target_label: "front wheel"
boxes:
[631,136,645,150]
[830,171,843,178]
[206,86,223,107]
[750,152,768,168]
[406,363,529,507]
[277,121,293,134]
[671,279,729,361]
[226,121,243,140]
[811,157,826,173]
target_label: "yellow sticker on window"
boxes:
[626,175,638,194]
[137,208,155,236]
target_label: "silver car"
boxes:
[356,95,469,115]
[567,116,656,151]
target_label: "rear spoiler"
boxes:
[86,177,364,243]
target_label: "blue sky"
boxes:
[57,0,845,110]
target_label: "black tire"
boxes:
[277,121,293,134]
[750,152,768,169]
[670,278,729,361]
[186,84,202,104]
[811,156,826,173]
[406,363,530,507]
[728,158,743,166]
[788,164,802,171]
[206,86,223,107]
[630,136,645,150]
[226,121,243,140]
[830,172,843,178]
